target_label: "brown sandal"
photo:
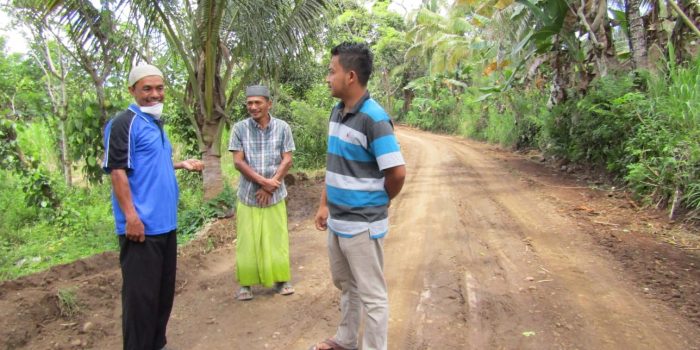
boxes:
[307,338,356,350]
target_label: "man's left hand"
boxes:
[255,188,272,207]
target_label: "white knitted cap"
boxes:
[128,64,164,87]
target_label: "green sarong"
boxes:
[235,200,291,287]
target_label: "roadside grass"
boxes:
[57,287,81,319]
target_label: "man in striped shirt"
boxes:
[311,43,406,350]
[229,85,295,301]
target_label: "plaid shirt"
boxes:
[228,115,295,207]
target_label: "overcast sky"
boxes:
[0,9,29,54]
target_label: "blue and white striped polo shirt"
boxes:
[326,92,405,239]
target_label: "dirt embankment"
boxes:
[1,127,699,350]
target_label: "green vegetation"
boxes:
[393,0,699,219]
[57,287,80,318]
[1,0,698,279]
[399,57,700,218]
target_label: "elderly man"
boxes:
[102,64,203,350]
[229,85,295,301]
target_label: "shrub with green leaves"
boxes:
[178,184,236,239]
[404,87,461,133]
[286,100,329,170]
[542,73,645,173]
[624,58,700,214]
[0,180,117,281]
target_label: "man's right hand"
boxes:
[261,178,281,193]
[125,215,145,242]
[314,205,329,231]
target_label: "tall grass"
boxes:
[624,57,700,214]
[485,108,517,146]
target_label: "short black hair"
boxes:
[331,42,373,86]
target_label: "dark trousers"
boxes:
[119,230,177,350]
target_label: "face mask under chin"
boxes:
[139,103,164,118]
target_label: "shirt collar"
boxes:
[129,104,162,126]
[248,113,274,130]
[338,91,371,117]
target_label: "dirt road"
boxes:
[2,127,699,349]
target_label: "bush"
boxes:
[0,182,116,281]
[541,74,645,173]
[457,89,545,149]
[624,58,700,213]
[178,184,236,239]
[508,90,547,149]
[485,106,518,146]
[286,100,329,170]
[404,88,461,133]
[0,171,37,241]
[458,95,486,140]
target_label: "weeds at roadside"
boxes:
[57,287,80,319]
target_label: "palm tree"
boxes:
[405,3,478,75]
[45,0,334,198]
[626,0,648,68]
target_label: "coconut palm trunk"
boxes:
[627,0,649,69]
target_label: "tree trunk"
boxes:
[58,56,71,187]
[381,68,393,114]
[577,0,612,79]
[591,0,613,77]
[200,118,226,201]
[58,119,72,187]
[627,0,649,69]
[202,150,224,201]
[94,80,110,125]
[402,89,414,117]
[548,49,569,108]
[194,36,228,200]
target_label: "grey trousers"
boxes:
[328,231,388,350]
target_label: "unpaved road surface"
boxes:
[2,127,699,349]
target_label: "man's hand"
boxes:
[125,214,145,242]
[255,188,272,207]
[111,169,144,242]
[260,178,281,193]
[314,205,329,231]
[177,159,204,172]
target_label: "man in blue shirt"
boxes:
[102,64,203,350]
[311,43,406,350]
